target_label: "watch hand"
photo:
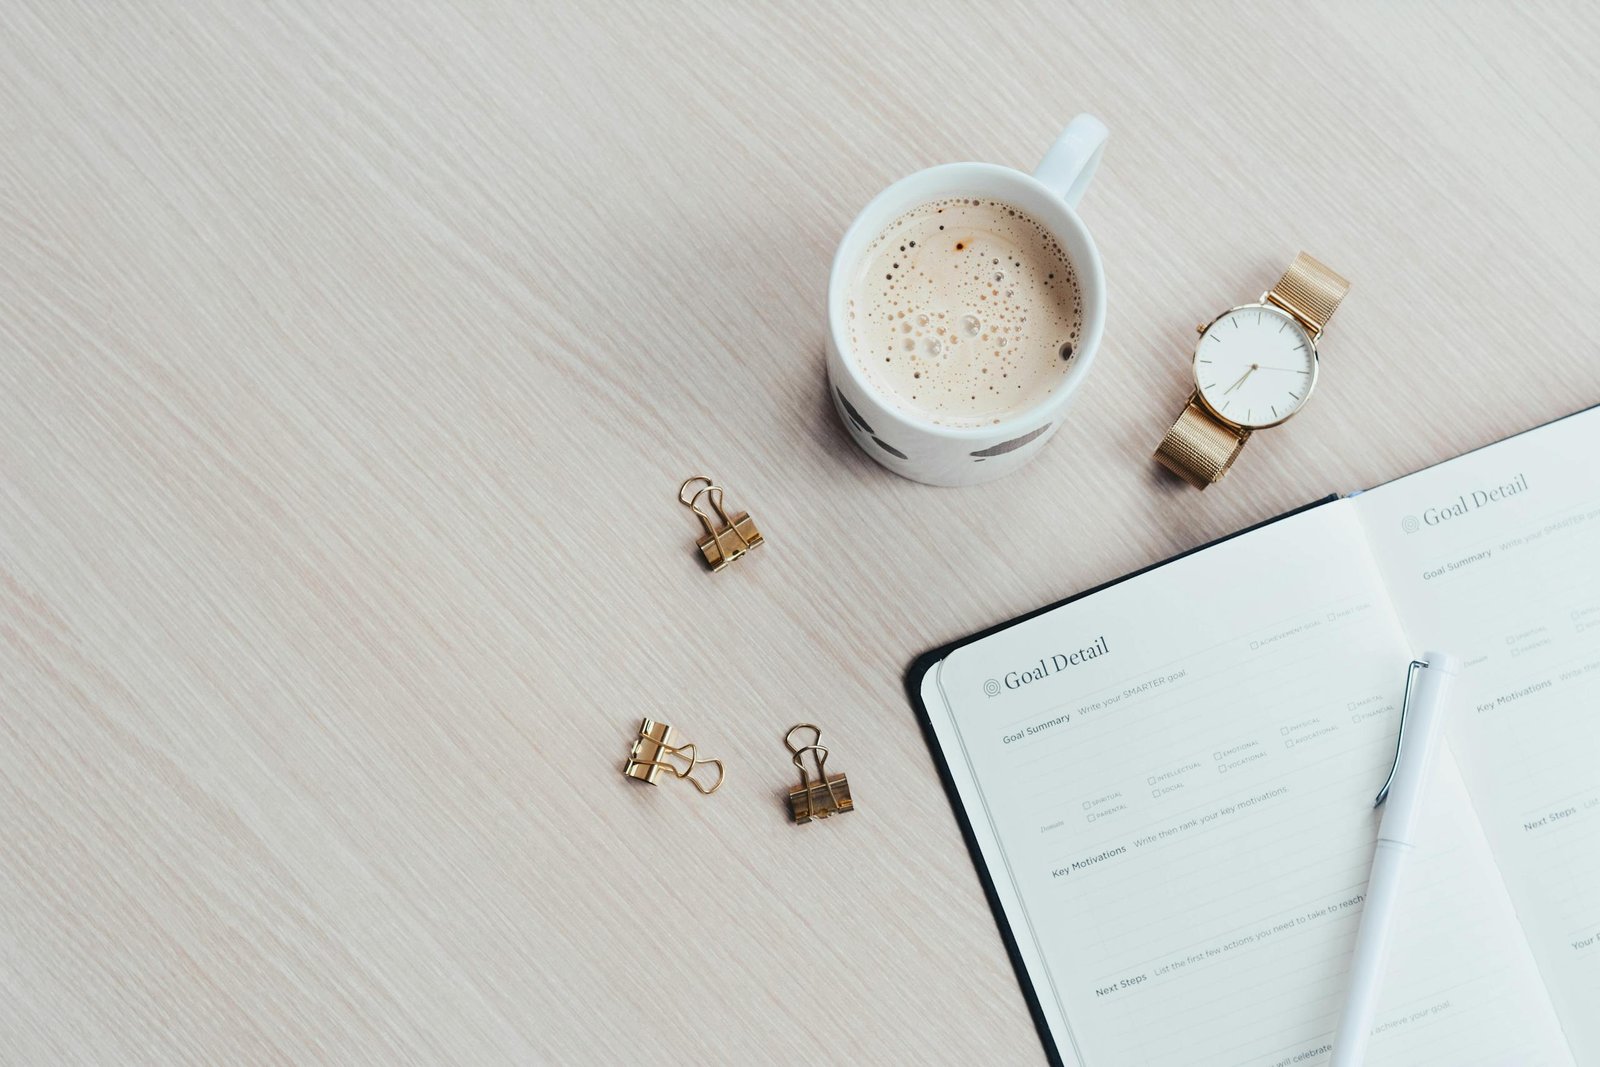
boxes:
[1222,366,1256,395]
[1257,365,1309,373]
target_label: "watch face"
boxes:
[1194,305,1317,429]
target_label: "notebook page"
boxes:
[924,500,1568,1066]
[1354,407,1600,1059]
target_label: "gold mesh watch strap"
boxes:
[1153,399,1249,489]
[1264,252,1350,336]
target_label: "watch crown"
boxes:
[1196,322,1208,335]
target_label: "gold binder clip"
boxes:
[623,718,725,795]
[784,723,854,823]
[679,475,763,571]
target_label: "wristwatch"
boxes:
[1153,252,1349,489]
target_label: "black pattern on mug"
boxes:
[971,423,1051,460]
[871,436,908,459]
[835,388,874,435]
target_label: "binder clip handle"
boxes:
[785,723,824,760]
[671,743,726,795]
[785,723,832,784]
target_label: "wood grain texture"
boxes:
[3,2,1598,1063]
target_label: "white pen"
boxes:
[1331,652,1461,1066]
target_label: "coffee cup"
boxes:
[826,115,1107,486]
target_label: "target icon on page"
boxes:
[983,678,1002,697]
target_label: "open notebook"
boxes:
[911,407,1600,1066]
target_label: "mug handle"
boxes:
[1033,114,1108,210]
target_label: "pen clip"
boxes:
[1374,659,1428,809]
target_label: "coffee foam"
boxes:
[844,198,1082,428]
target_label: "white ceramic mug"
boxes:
[825,115,1108,486]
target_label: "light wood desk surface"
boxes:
[4,3,1598,1063]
